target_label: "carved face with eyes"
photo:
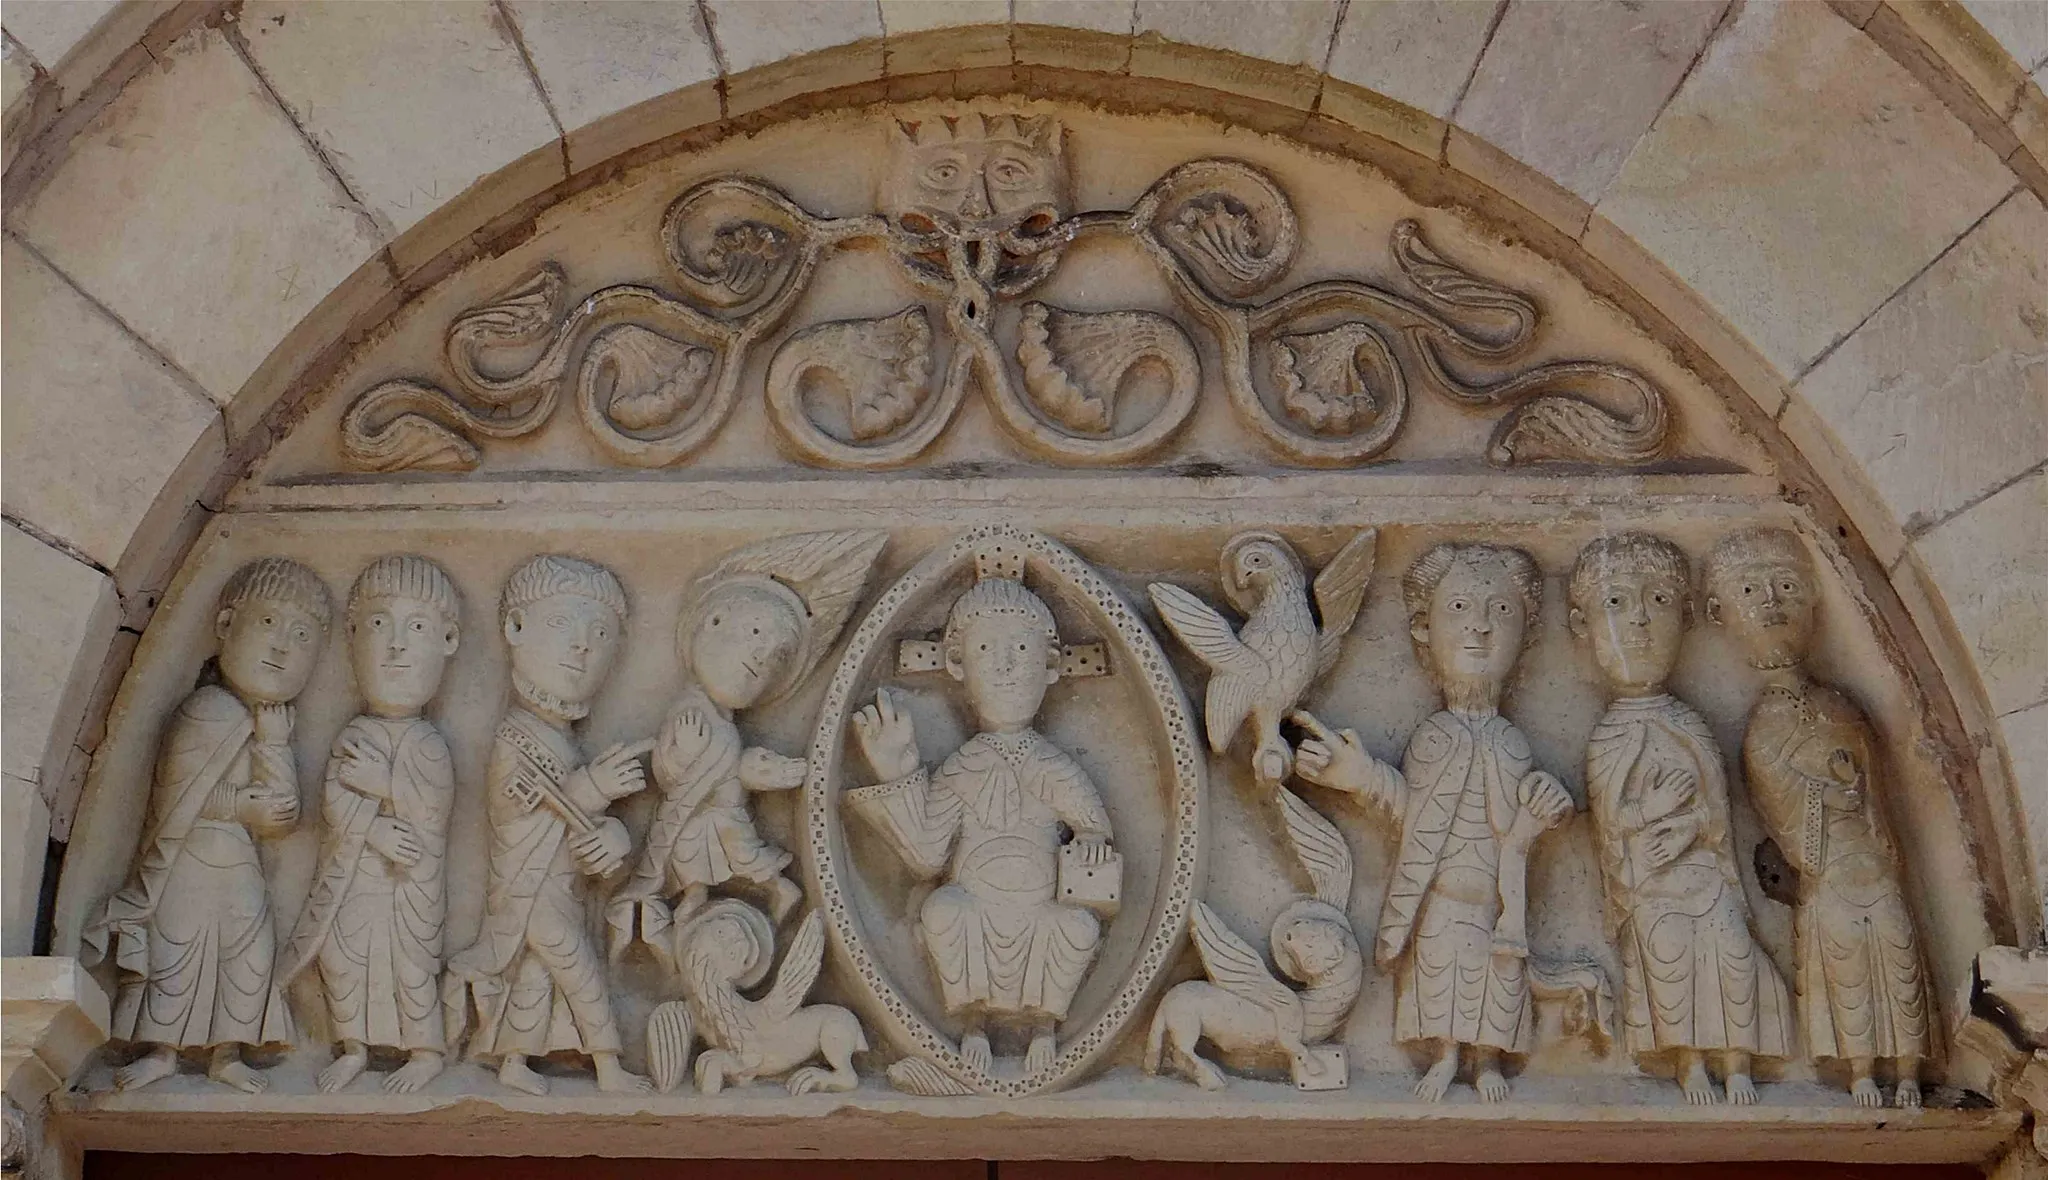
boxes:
[504,592,621,711]
[1705,541,1816,671]
[350,594,459,717]
[1571,570,1686,696]
[687,582,805,712]
[1416,560,1529,698]
[947,607,1059,734]
[216,597,325,705]
[882,115,1067,239]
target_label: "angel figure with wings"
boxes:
[646,902,868,1095]
[1146,788,1363,1090]
[609,531,887,958]
[1148,529,1377,788]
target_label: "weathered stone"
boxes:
[503,0,718,172]
[0,524,119,791]
[240,0,564,271]
[1913,467,2048,716]
[2,33,35,110]
[882,2,1011,73]
[1135,0,1338,66]
[0,239,223,574]
[1455,0,1726,204]
[2,776,50,957]
[0,0,117,71]
[1962,0,2048,75]
[1013,0,1133,72]
[1796,189,2048,533]
[706,0,883,116]
[1324,0,1499,121]
[11,26,385,405]
[1995,699,2048,905]
[1598,0,2014,375]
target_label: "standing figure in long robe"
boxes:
[1704,527,1932,1109]
[444,554,651,1096]
[1296,543,1572,1103]
[610,532,885,957]
[283,556,461,1094]
[1569,533,1792,1106]
[849,571,1117,1077]
[86,557,332,1092]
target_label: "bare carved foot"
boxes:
[498,1055,549,1097]
[115,1046,178,1092]
[1850,1076,1884,1108]
[1414,1049,1458,1103]
[1725,1073,1758,1106]
[1024,1033,1057,1075]
[594,1053,652,1094]
[961,1032,993,1076]
[207,1049,268,1095]
[384,1051,444,1094]
[1894,1079,1922,1109]
[1679,1055,1718,1106]
[1475,1067,1509,1103]
[1189,1055,1228,1091]
[317,1046,369,1094]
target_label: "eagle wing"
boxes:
[1149,582,1266,752]
[758,909,826,1025]
[1312,528,1377,677]
[1190,902,1302,1032]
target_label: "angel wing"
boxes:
[699,530,889,684]
[1312,528,1377,677]
[757,909,827,1025]
[1278,787,1353,908]
[1148,582,1265,753]
[1190,902,1302,1032]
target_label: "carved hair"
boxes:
[500,553,628,628]
[1568,533,1692,625]
[1699,526,1810,599]
[348,554,459,628]
[943,576,1059,658]
[1401,542,1541,663]
[220,556,332,631]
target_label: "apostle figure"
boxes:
[1295,542,1572,1102]
[445,554,650,1095]
[87,556,331,1092]
[610,532,884,957]
[848,558,1116,1076]
[1704,527,1932,1108]
[1569,533,1792,1105]
[283,556,461,1094]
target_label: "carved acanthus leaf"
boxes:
[583,324,715,432]
[767,307,934,443]
[1268,323,1399,436]
[1016,303,1200,436]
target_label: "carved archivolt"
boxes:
[339,115,1672,473]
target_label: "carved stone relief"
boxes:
[49,101,2007,1160]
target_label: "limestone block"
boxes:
[0,956,111,1101]
[0,0,118,72]
[503,0,718,172]
[1454,0,1726,205]
[1962,0,2048,74]
[1013,0,1132,71]
[239,0,564,271]
[1796,190,2048,533]
[1995,700,2048,905]
[882,1,1011,73]
[1913,467,2048,716]
[1135,0,1339,66]
[1,777,50,957]
[2,34,35,109]
[0,525,119,792]
[1324,0,1500,121]
[10,26,385,405]
[707,0,883,116]
[1598,0,2014,375]
[0,240,223,576]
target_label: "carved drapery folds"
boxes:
[340,115,1672,474]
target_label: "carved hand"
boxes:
[1641,812,1698,871]
[853,688,920,783]
[335,736,391,797]
[1516,771,1573,834]
[1069,833,1113,866]
[1290,711,1375,795]
[571,816,632,878]
[368,817,424,867]
[587,742,649,801]
[237,785,298,831]
[740,747,808,792]
[254,702,295,746]
[1822,748,1865,811]
[251,742,297,794]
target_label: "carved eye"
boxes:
[594,624,609,641]
[371,615,388,630]
[979,642,989,652]
[1494,600,1514,616]
[1779,579,1798,594]
[263,614,277,628]
[1652,591,1671,606]
[548,614,568,629]
[709,615,721,627]
[1016,642,1029,653]
[750,626,761,636]
[292,624,311,645]
[1447,598,1468,613]
[924,161,963,186]
[989,158,1030,185]
[1606,594,1623,609]
[409,618,427,634]
[1741,584,1757,597]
